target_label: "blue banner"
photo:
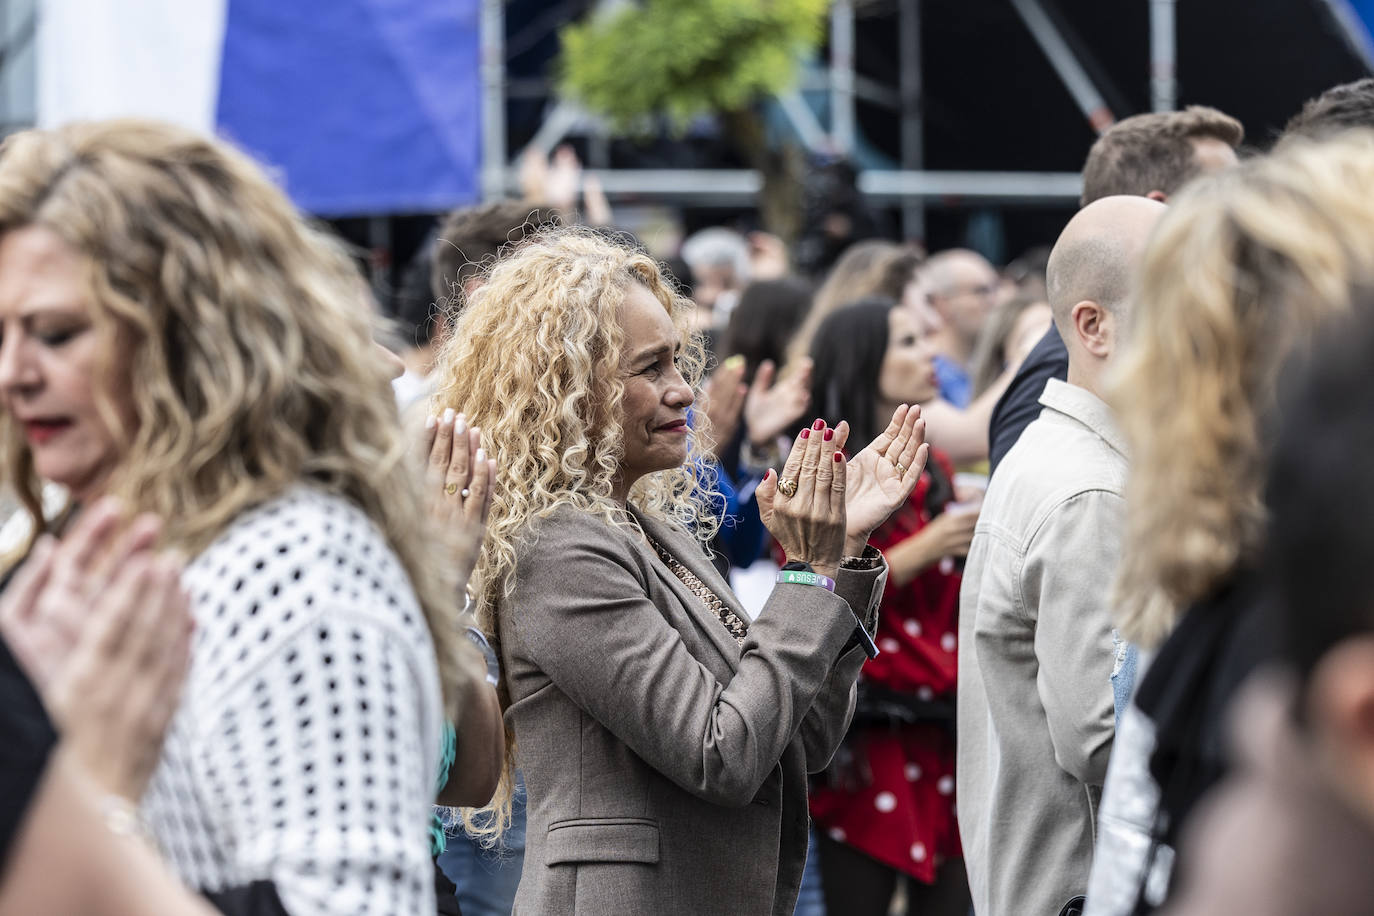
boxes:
[217,0,481,216]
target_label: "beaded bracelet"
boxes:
[776,569,837,592]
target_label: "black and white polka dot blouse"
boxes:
[139,486,444,915]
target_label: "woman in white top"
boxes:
[0,119,496,914]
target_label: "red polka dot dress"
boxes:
[809,452,963,884]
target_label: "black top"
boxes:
[0,636,57,869]
[1134,566,1275,851]
[0,626,290,914]
[988,325,1069,476]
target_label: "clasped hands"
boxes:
[757,405,929,579]
[0,499,193,803]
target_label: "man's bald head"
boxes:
[1047,195,1167,337]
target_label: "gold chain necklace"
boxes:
[638,527,750,647]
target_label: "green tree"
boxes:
[559,0,830,238]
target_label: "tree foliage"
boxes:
[558,0,829,128]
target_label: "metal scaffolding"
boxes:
[484,0,1164,212]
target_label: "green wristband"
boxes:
[776,569,837,592]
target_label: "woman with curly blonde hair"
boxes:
[1093,131,1374,909]
[0,119,497,914]
[431,227,931,915]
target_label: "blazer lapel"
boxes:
[630,507,747,672]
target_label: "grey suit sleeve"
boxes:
[508,520,859,808]
[798,561,886,772]
[1024,491,1122,788]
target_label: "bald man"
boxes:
[956,196,1167,916]
[921,248,1000,406]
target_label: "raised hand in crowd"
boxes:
[747,231,790,280]
[743,357,812,450]
[0,498,192,803]
[420,410,506,808]
[518,144,612,226]
[834,403,930,556]
[701,355,749,460]
[423,409,496,597]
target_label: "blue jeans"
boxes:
[794,826,827,916]
[437,776,527,916]
[1112,637,1140,729]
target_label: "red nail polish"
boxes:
[801,428,810,439]
[823,428,834,441]
[834,452,843,462]
[812,418,825,430]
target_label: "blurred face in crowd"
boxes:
[615,283,694,496]
[0,226,130,502]
[878,306,939,408]
[929,252,999,345]
[689,263,737,314]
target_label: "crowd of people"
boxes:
[3,72,1374,916]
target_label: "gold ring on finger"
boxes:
[894,462,906,477]
[777,476,798,498]
[445,483,459,496]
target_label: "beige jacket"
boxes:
[957,379,1126,916]
[499,503,885,916]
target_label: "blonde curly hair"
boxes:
[1110,130,1374,647]
[429,226,717,837]
[0,119,470,712]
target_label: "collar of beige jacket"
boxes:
[1037,377,1129,459]
[629,505,748,669]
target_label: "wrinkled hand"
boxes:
[702,357,748,459]
[0,499,193,802]
[756,419,847,579]
[423,408,495,595]
[743,358,811,448]
[838,404,929,554]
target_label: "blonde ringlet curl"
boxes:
[0,118,475,716]
[429,226,718,841]
[1109,130,1374,648]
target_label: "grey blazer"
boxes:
[499,503,885,916]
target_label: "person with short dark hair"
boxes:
[392,202,563,408]
[1080,106,1244,208]
[1281,76,1374,142]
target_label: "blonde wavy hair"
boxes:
[1111,130,1374,647]
[0,119,469,711]
[429,226,716,837]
